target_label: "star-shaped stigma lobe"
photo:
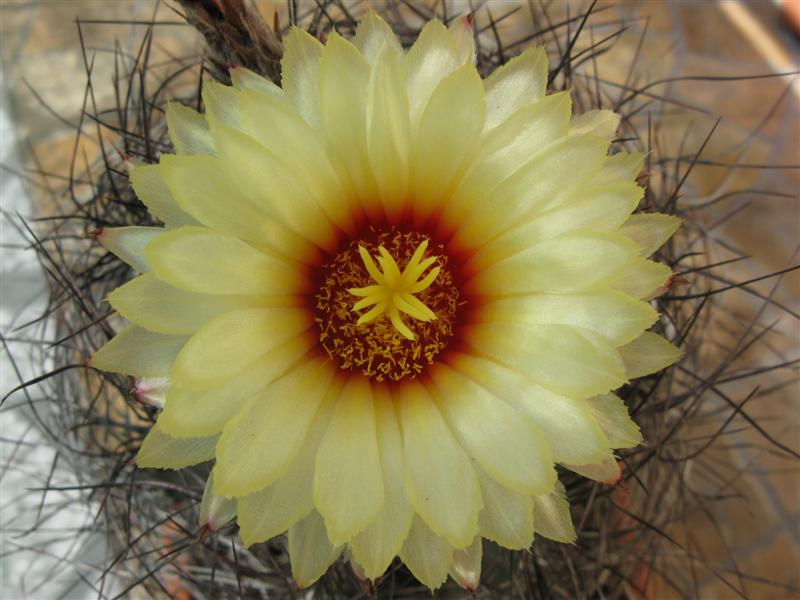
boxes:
[348,240,441,340]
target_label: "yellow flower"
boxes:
[91,12,681,590]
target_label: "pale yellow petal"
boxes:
[202,80,240,128]
[237,90,353,232]
[315,377,384,545]
[618,331,681,379]
[474,465,534,550]
[533,481,576,543]
[135,422,216,469]
[165,102,213,155]
[405,19,460,131]
[484,46,548,130]
[320,32,378,211]
[449,353,610,465]
[90,324,186,378]
[145,226,301,296]
[463,323,626,399]
[230,65,284,97]
[467,180,641,271]
[159,155,317,259]
[289,510,342,589]
[353,10,402,64]
[210,124,338,251]
[448,15,476,65]
[398,382,481,548]
[430,364,555,495]
[214,359,335,497]
[565,455,620,484]
[619,213,682,258]
[412,63,484,221]
[594,151,645,185]
[349,387,414,580]
[97,226,162,273]
[157,334,315,437]
[129,164,197,228]
[107,272,268,336]
[449,536,482,591]
[478,291,657,346]
[237,383,338,546]
[570,109,620,140]
[282,27,324,131]
[171,307,309,389]
[199,470,237,532]
[367,45,410,218]
[399,515,453,590]
[612,257,672,299]
[466,232,636,296]
[586,394,643,449]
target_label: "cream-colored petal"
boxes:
[449,353,611,465]
[463,323,626,399]
[619,213,682,258]
[129,164,197,228]
[282,27,324,131]
[367,46,411,219]
[430,364,555,495]
[315,377,384,545]
[214,359,335,497]
[90,324,186,378]
[475,465,534,550]
[107,272,268,336]
[210,124,338,251]
[353,10,402,64]
[165,102,213,155]
[398,382,481,548]
[399,515,454,590]
[570,109,620,140]
[157,334,314,437]
[202,80,240,128]
[97,226,162,273]
[594,151,645,185]
[412,63,484,222]
[349,387,414,580]
[453,135,609,248]
[230,65,284,97]
[320,32,378,212]
[146,226,302,296]
[289,510,342,589]
[587,394,642,449]
[565,455,620,484]
[478,291,657,346]
[612,257,672,299]
[171,307,309,390]
[237,90,352,232]
[449,536,481,591]
[405,19,460,132]
[159,155,316,259]
[199,470,237,532]
[467,180,641,271]
[618,331,681,379]
[135,422,217,469]
[533,481,576,543]
[484,46,548,130]
[237,383,338,547]
[466,231,636,295]
[448,15,476,65]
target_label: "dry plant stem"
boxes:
[176,0,283,85]
[2,0,799,598]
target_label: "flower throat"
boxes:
[314,228,459,382]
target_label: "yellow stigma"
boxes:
[348,240,441,340]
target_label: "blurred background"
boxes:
[1,1,798,598]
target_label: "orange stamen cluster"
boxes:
[315,229,459,382]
